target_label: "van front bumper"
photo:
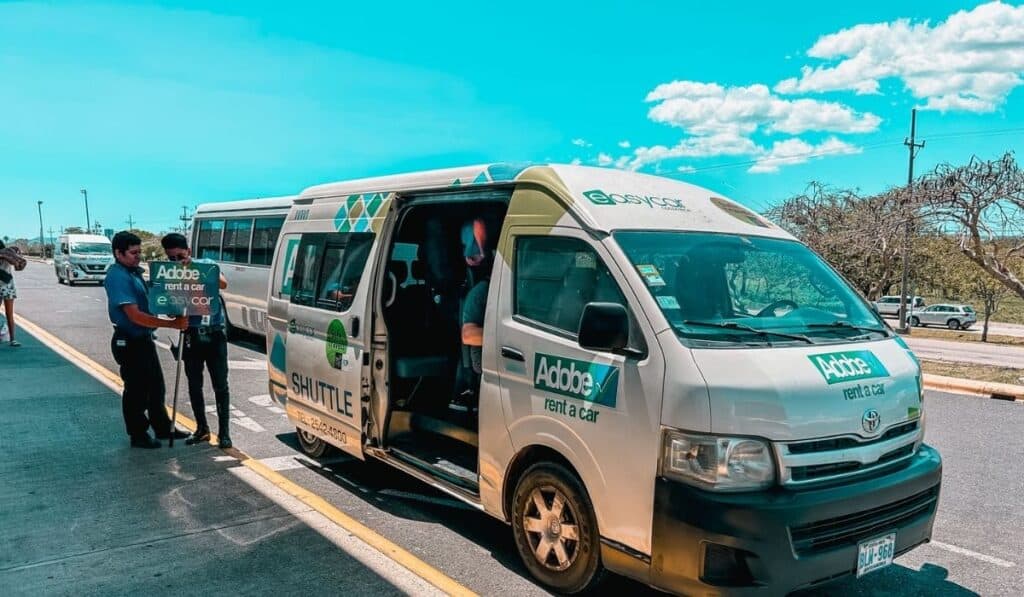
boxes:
[648,444,941,596]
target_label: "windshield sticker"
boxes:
[582,189,687,212]
[657,295,681,309]
[710,197,770,228]
[534,353,618,408]
[636,264,666,287]
[809,350,890,385]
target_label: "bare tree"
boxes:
[918,152,1024,299]
[768,183,917,299]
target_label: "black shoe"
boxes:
[130,434,161,449]
[186,428,211,445]
[218,435,232,449]
[155,429,190,440]
[448,391,478,413]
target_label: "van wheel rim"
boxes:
[298,429,318,445]
[522,485,581,572]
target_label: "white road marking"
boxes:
[230,360,266,370]
[248,394,273,407]
[258,455,317,471]
[232,416,265,432]
[229,467,445,597]
[213,455,237,462]
[930,541,1016,567]
[268,406,286,415]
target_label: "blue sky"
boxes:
[2,0,1023,240]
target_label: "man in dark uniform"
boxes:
[450,217,492,413]
[104,231,188,449]
[161,233,233,448]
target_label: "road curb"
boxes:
[923,373,1024,402]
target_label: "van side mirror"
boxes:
[578,302,629,352]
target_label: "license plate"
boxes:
[857,532,896,577]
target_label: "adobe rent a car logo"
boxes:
[534,353,619,407]
[808,350,890,385]
[583,189,687,211]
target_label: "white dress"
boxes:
[0,261,16,299]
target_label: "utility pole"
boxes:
[37,201,44,257]
[48,227,56,247]
[179,206,191,233]
[898,109,926,334]
[126,214,135,231]
[81,189,90,233]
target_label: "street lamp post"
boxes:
[37,201,44,257]
[81,189,90,233]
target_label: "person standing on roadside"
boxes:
[160,233,233,448]
[104,231,189,449]
[0,241,26,347]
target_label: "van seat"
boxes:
[394,355,452,379]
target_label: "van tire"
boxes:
[511,462,605,594]
[296,428,331,458]
[947,319,960,330]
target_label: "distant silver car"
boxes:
[910,303,977,330]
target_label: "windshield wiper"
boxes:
[806,321,888,335]
[683,320,815,344]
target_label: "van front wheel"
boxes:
[512,462,604,594]
[296,428,330,458]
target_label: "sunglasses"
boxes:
[166,253,188,261]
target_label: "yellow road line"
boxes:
[17,315,476,597]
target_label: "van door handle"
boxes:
[501,346,525,362]
[351,316,360,337]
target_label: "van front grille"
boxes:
[790,485,939,556]
[787,421,918,455]
[790,445,914,482]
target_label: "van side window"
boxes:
[196,219,225,260]
[272,234,302,299]
[222,218,253,264]
[316,233,374,312]
[251,217,285,266]
[514,236,628,335]
[289,232,374,311]
[291,236,324,307]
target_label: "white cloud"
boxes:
[597,152,614,166]
[570,157,582,165]
[572,138,591,147]
[646,81,880,136]
[747,137,861,174]
[618,140,631,148]
[774,1,1024,112]
[677,165,696,173]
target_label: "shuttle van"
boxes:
[266,164,941,595]
[54,233,114,286]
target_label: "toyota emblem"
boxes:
[862,409,881,434]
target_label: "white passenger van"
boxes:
[54,233,114,286]
[266,164,941,595]
[191,196,294,335]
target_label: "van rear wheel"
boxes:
[512,462,604,594]
[296,428,330,458]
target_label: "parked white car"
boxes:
[910,304,977,330]
[874,295,925,316]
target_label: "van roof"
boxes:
[194,195,297,214]
[299,163,794,239]
[63,234,110,242]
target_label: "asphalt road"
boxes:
[903,336,1024,369]
[5,260,1024,596]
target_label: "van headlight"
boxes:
[661,430,775,491]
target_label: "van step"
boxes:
[389,431,479,490]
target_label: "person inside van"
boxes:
[450,217,492,413]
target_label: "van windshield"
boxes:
[71,242,111,255]
[613,231,888,346]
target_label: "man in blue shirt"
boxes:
[104,231,188,449]
[450,217,492,413]
[161,233,233,448]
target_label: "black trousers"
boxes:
[183,328,230,433]
[111,333,172,438]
